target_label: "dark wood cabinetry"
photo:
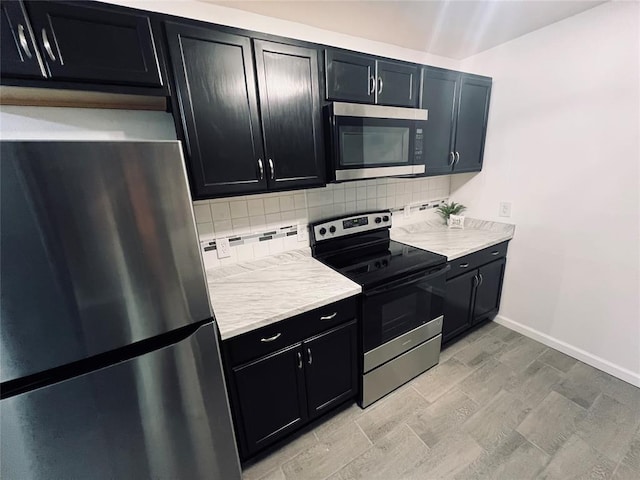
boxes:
[222,299,358,460]
[232,343,308,454]
[164,23,266,198]
[1,1,163,88]
[165,22,326,199]
[420,68,491,175]
[254,40,325,190]
[325,49,418,107]
[443,243,508,344]
[1,1,45,78]
[303,322,357,420]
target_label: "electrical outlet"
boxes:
[216,237,231,258]
[404,204,411,218]
[297,222,308,243]
[499,202,512,218]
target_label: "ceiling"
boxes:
[210,0,606,59]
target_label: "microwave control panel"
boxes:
[414,128,424,163]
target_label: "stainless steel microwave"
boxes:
[326,102,428,181]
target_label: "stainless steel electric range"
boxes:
[311,211,449,407]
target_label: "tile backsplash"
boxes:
[195,176,450,268]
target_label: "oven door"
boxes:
[331,103,427,180]
[362,265,449,353]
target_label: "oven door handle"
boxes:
[364,264,451,297]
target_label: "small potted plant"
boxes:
[436,201,467,228]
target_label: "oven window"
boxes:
[381,294,419,344]
[339,125,410,167]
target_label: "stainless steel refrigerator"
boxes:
[0,141,242,479]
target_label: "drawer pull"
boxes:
[320,312,337,321]
[491,251,500,256]
[459,262,469,268]
[260,333,281,343]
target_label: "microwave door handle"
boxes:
[364,264,451,297]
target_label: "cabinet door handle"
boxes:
[448,152,455,167]
[18,24,32,58]
[320,312,337,321]
[268,158,275,180]
[377,76,383,95]
[41,28,56,62]
[473,274,479,287]
[455,151,460,165]
[257,158,264,180]
[297,351,303,369]
[459,262,469,268]
[491,250,500,256]
[307,348,312,365]
[260,332,281,343]
[369,75,376,95]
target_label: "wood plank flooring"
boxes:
[242,322,640,480]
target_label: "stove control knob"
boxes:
[319,227,327,236]
[382,215,390,222]
[375,217,382,224]
[329,226,337,234]
[374,261,381,269]
[382,260,389,267]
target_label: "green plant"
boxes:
[436,201,467,221]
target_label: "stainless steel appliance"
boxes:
[310,211,448,407]
[0,141,242,479]
[326,102,428,181]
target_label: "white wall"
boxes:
[451,2,640,385]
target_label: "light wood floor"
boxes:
[242,322,640,480]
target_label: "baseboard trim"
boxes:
[494,314,640,388]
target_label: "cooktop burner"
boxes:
[311,211,447,289]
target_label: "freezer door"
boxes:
[1,141,211,382]
[1,323,242,480]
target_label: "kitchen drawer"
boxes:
[224,297,358,367]
[447,241,509,280]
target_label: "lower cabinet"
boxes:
[443,244,508,344]
[222,304,358,460]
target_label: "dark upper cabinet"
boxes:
[325,50,375,103]
[325,49,418,107]
[473,258,506,320]
[232,343,307,457]
[420,68,491,175]
[303,321,357,420]
[454,74,492,173]
[420,68,459,175]
[1,1,45,78]
[443,270,476,343]
[164,23,266,198]
[254,40,325,190]
[376,60,419,107]
[23,1,162,86]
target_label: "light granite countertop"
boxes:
[391,217,515,260]
[206,249,361,340]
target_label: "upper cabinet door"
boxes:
[165,23,266,198]
[375,60,419,107]
[254,40,325,191]
[325,50,375,103]
[0,1,45,78]
[25,1,162,86]
[453,74,492,173]
[420,68,460,175]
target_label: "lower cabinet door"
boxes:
[303,320,357,420]
[473,258,506,321]
[232,343,307,457]
[443,270,477,343]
